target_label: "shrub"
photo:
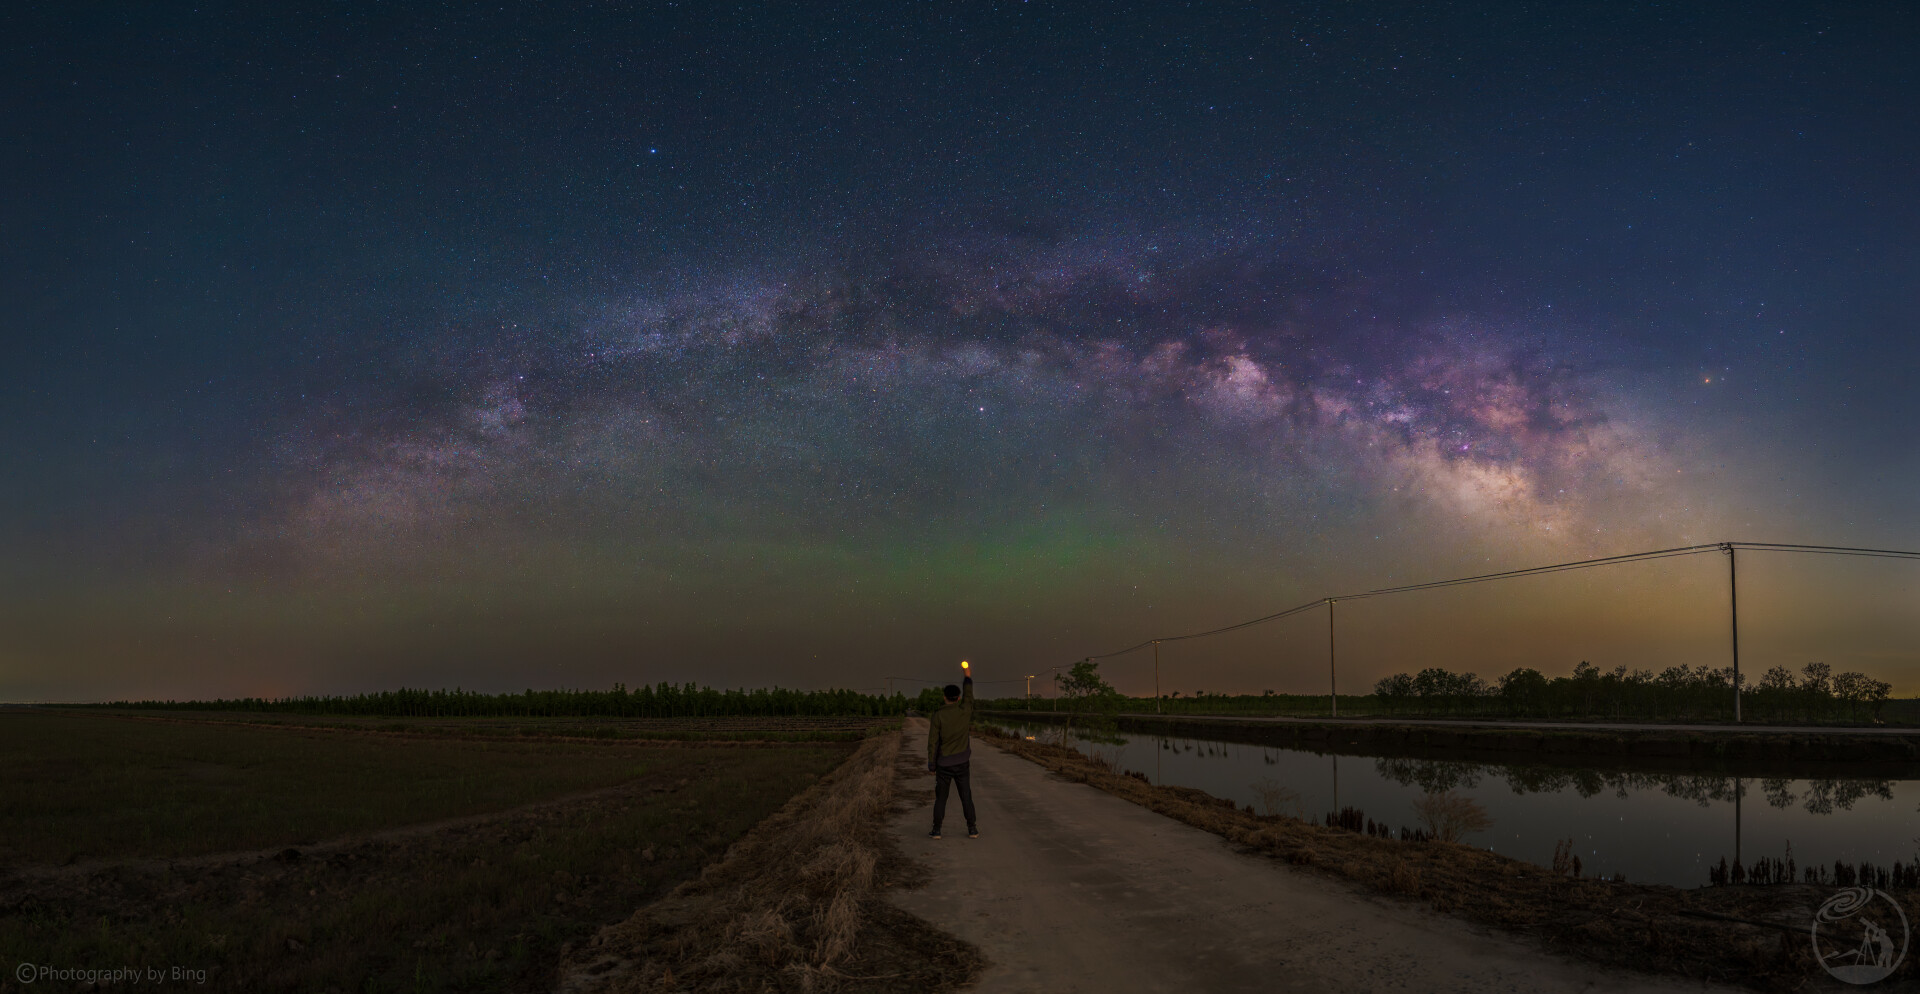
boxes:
[1412,790,1493,843]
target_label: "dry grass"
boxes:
[557,727,979,993]
[978,726,1909,992]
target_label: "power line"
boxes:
[1082,599,1326,661]
[1060,540,1920,671]
[889,540,1919,694]
[1727,541,1920,562]
[1337,543,1726,601]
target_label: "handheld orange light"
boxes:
[961,660,970,671]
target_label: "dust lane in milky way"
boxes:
[2,3,1915,699]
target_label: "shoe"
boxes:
[928,829,941,840]
[967,827,979,839]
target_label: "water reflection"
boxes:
[1374,758,1896,815]
[987,720,1917,888]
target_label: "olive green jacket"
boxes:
[927,678,974,767]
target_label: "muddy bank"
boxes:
[987,710,1920,777]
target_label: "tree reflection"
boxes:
[1371,758,1894,816]
[1372,757,1484,792]
[1800,778,1893,815]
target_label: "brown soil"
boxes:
[980,726,1913,992]
[556,728,983,993]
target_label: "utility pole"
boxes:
[1327,598,1338,717]
[1725,543,1741,722]
[1024,674,1035,710]
[1153,640,1162,714]
[1734,775,1743,869]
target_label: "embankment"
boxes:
[986,710,1920,776]
[556,726,980,993]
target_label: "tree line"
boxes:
[1371,661,1893,722]
[78,683,912,718]
[974,658,1898,724]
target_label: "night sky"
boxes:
[5,3,1916,702]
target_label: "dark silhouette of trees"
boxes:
[84,683,912,718]
[1363,660,1889,722]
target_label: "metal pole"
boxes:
[1726,543,1741,722]
[1153,640,1162,714]
[1327,598,1338,717]
[1734,775,1742,870]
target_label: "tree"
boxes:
[1866,677,1893,722]
[1801,662,1834,720]
[1498,668,1548,717]
[1055,660,1118,739]
[1449,671,1490,712]
[1754,665,1797,721]
[1570,661,1602,714]
[1833,671,1892,723]
[1413,668,1451,712]
[1374,673,1415,713]
[1056,660,1115,704]
[914,686,948,713]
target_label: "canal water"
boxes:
[981,720,1919,888]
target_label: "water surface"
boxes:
[985,720,1918,887]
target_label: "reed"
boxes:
[1323,806,1367,833]
[1704,844,1919,889]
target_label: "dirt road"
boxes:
[888,719,1731,994]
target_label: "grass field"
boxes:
[0,711,859,992]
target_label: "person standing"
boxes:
[926,670,977,839]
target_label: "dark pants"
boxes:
[933,761,976,831]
